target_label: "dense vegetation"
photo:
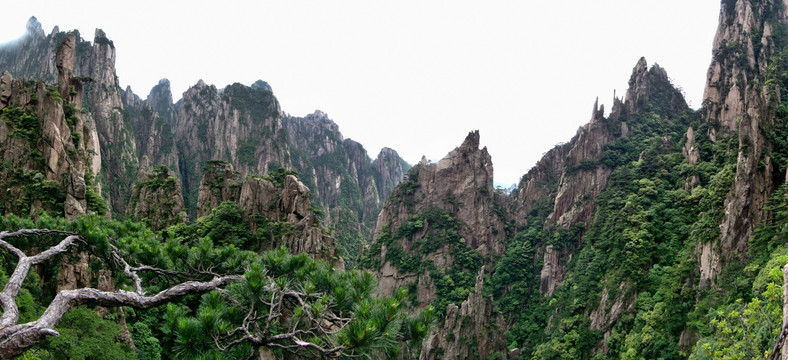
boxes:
[1,199,430,359]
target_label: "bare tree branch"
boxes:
[0,231,243,359]
[0,234,79,329]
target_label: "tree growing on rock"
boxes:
[0,212,431,359]
[0,228,240,358]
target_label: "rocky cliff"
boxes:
[697,0,788,288]
[195,161,340,265]
[369,131,507,313]
[122,80,179,177]
[284,111,408,267]
[419,267,508,360]
[512,57,688,296]
[175,80,290,216]
[0,33,103,219]
[125,165,188,230]
[0,19,140,214]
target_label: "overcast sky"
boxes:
[2,1,721,186]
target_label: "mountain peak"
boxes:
[251,79,272,92]
[623,57,686,115]
[459,130,481,151]
[25,16,45,38]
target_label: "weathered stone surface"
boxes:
[419,267,508,360]
[284,111,408,267]
[82,29,138,214]
[125,166,188,230]
[374,131,506,308]
[122,82,179,179]
[196,163,341,266]
[0,36,100,219]
[373,147,409,200]
[176,80,290,216]
[196,160,243,217]
[697,0,787,288]
[625,57,688,116]
[539,245,565,297]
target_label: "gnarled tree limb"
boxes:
[0,231,242,359]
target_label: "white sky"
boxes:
[2,1,721,186]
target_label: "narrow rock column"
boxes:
[783,264,788,360]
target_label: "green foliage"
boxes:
[236,140,258,167]
[129,319,162,360]
[40,307,135,360]
[84,171,109,215]
[262,167,298,188]
[167,247,433,358]
[689,248,788,360]
[1,104,41,145]
[139,165,178,192]
[93,35,115,48]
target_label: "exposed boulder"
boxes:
[196,160,243,218]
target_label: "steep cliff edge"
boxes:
[175,80,290,216]
[419,267,508,360]
[0,33,103,219]
[122,80,179,177]
[283,111,408,267]
[697,0,788,288]
[0,20,139,214]
[513,57,688,297]
[367,131,506,310]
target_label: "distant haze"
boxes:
[0,1,721,186]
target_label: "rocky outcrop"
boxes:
[196,160,243,217]
[0,17,59,82]
[125,166,188,230]
[284,111,408,266]
[697,0,787,288]
[176,80,290,215]
[589,282,634,355]
[146,79,176,126]
[682,127,701,190]
[624,57,688,116]
[547,102,615,228]
[383,131,504,254]
[514,57,688,296]
[0,19,139,215]
[373,147,410,201]
[80,29,138,214]
[122,83,179,177]
[373,131,506,303]
[195,162,340,265]
[419,267,508,360]
[242,175,339,263]
[539,245,565,297]
[0,34,101,219]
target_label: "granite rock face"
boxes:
[284,111,408,266]
[175,80,290,216]
[125,166,188,230]
[374,131,507,306]
[0,34,101,219]
[419,267,508,360]
[697,0,788,288]
[196,162,340,266]
[514,57,687,296]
